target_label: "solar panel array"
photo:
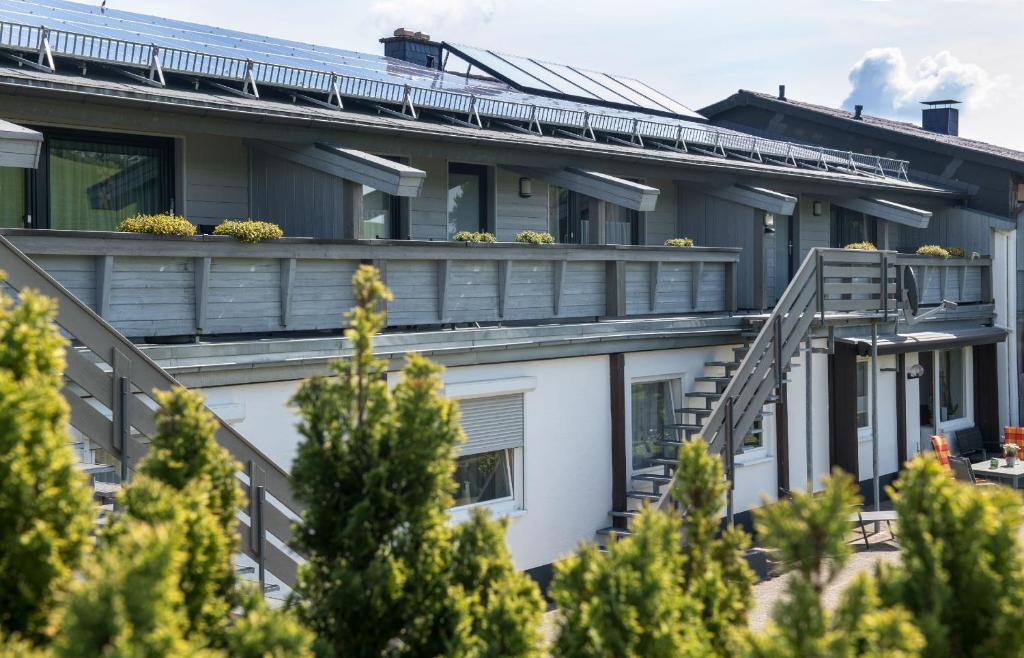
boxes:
[0,0,911,181]
[444,42,700,119]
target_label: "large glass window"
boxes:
[0,168,24,228]
[362,185,398,239]
[856,361,870,429]
[631,379,680,471]
[453,449,513,507]
[47,136,170,231]
[447,163,487,236]
[607,202,640,245]
[831,207,876,248]
[938,349,965,422]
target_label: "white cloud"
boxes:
[841,47,1005,119]
[368,0,505,33]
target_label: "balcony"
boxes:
[1,229,743,338]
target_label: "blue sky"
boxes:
[118,0,1023,150]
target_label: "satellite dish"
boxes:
[903,266,920,316]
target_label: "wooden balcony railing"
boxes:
[1,230,741,338]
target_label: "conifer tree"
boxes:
[743,470,923,658]
[0,278,94,644]
[290,265,543,657]
[223,587,314,658]
[550,506,709,658]
[52,522,204,658]
[876,455,1024,657]
[673,439,754,655]
[126,387,242,642]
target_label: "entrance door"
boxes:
[550,186,590,244]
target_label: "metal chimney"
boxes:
[778,84,786,101]
[380,28,443,70]
[854,104,863,120]
[921,99,960,136]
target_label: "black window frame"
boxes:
[24,127,174,230]
[447,162,488,234]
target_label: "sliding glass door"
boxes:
[0,168,24,228]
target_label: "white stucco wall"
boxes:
[784,338,832,493]
[855,354,900,482]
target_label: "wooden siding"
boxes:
[797,196,831,259]
[185,134,249,225]
[6,231,739,338]
[250,147,347,239]
[494,168,550,241]
[645,180,677,246]
[408,157,448,240]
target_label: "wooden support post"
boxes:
[939,266,948,301]
[610,353,627,528]
[194,256,211,333]
[279,258,295,328]
[437,259,450,322]
[341,179,363,240]
[605,260,626,317]
[497,260,512,319]
[724,261,737,314]
[896,353,907,466]
[725,397,735,526]
[553,261,566,316]
[649,261,661,313]
[691,261,704,311]
[111,348,130,481]
[981,263,993,303]
[95,255,113,318]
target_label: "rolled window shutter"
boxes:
[456,394,524,456]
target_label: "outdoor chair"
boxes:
[949,456,995,487]
[1004,426,1024,455]
[930,434,952,473]
[954,427,988,463]
[850,505,898,548]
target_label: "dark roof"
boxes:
[700,90,1024,173]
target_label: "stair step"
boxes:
[631,473,673,485]
[625,490,661,502]
[675,407,711,416]
[263,584,281,594]
[609,510,642,519]
[649,457,680,467]
[92,481,120,503]
[76,462,116,476]
[237,566,256,575]
[596,526,633,538]
[687,392,721,400]
[704,360,740,369]
[695,376,731,384]
[666,423,703,432]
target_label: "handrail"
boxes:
[0,234,303,586]
[654,247,936,513]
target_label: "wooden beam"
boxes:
[497,260,512,319]
[649,261,661,313]
[896,354,907,467]
[279,257,295,328]
[194,256,211,333]
[775,382,790,495]
[341,179,363,240]
[0,119,42,169]
[553,260,566,316]
[249,140,426,196]
[437,259,450,322]
[833,197,932,229]
[609,353,627,528]
[505,165,659,211]
[94,255,113,319]
[605,260,626,317]
[705,184,797,216]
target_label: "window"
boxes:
[452,393,523,509]
[447,163,487,236]
[0,167,24,228]
[743,417,765,451]
[44,133,173,231]
[856,360,870,430]
[607,202,640,245]
[830,207,876,248]
[631,379,681,471]
[361,185,399,239]
[938,349,965,423]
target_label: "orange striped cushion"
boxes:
[930,435,951,472]
[1005,427,1024,455]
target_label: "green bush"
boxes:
[515,230,555,245]
[212,220,283,244]
[916,244,950,258]
[452,231,496,243]
[664,237,695,247]
[117,214,197,237]
[946,246,966,258]
[843,241,877,251]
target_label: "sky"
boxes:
[111,0,1024,150]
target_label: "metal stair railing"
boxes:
[655,247,898,514]
[0,234,302,588]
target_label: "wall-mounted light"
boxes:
[907,363,925,380]
[518,177,533,198]
[812,200,823,216]
[763,212,776,234]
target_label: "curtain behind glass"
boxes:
[447,171,483,235]
[49,139,164,231]
[631,381,674,471]
[0,167,24,228]
[362,186,394,239]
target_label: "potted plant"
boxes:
[1005,443,1019,467]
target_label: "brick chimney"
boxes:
[921,99,960,136]
[380,28,443,70]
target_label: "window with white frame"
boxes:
[743,417,765,452]
[630,378,682,471]
[856,360,870,432]
[452,393,523,508]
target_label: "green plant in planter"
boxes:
[515,230,555,245]
[452,231,496,243]
[1004,443,1019,458]
[117,214,197,237]
[843,241,877,251]
[213,220,284,244]
[916,244,949,258]
[946,246,966,258]
[664,237,695,247]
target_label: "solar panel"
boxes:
[0,0,911,181]
[444,41,702,120]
